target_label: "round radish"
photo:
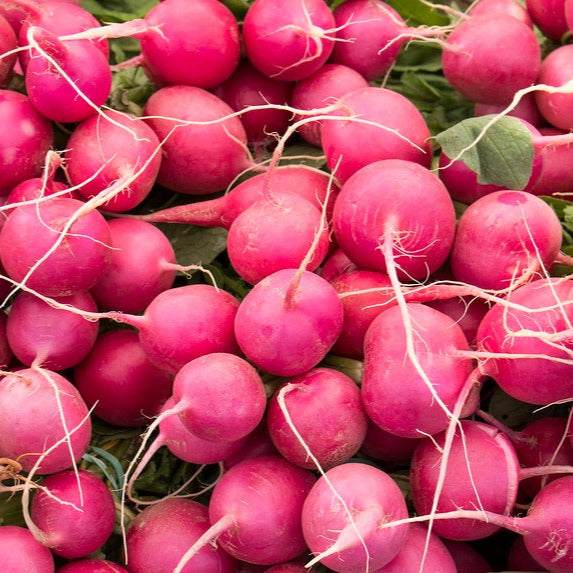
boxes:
[56,559,128,572]
[0,13,17,86]
[0,525,54,572]
[526,0,568,41]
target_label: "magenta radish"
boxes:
[0,197,111,297]
[214,59,293,146]
[125,497,238,573]
[361,303,475,438]
[0,525,55,573]
[360,419,422,464]
[409,419,521,541]
[476,277,573,405]
[441,13,541,105]
[320,87,433,182]
[0,89,53,195]
[266,367,368,470]
[526,0,568,41]
[0,368,91,474]
[469,0,534,26]
[73,329,172,427]
[317,247,357,282]
[332,159,456,280]
[302,461,409,572]
[222,419,279,470]
[30,469,116,559]
[289,63,369,147]
[89,218,176,314]
[24,27,112,123]
[0,13,16,86]
[56,559,128,572]
[506,535,546,572]
[65,109,162,212]
[0,309,12,369]
[234,268,344,376]
[449,190,564,291]
[474,92,544,128]
[143,85,253,195]
[6,290,99,371]
[441,539,492,573]
[226,192,331,285]
[242,0,336,82]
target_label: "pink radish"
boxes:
[526,0,568,41]
[0,525,55,572]
[0,12,16,86]
[56,559,128,572]
[469,0,534,26]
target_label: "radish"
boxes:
[0,197,111,298]
[0,309,12,369]
[73,329,173,428]
[441,539,493,573]
[234,268,344,376]
[441,13,541,105]
[474,92,544,128]
[320,86,433,183]
[469,0,534,26]
[332,159,456,281]
[242,0,336,82]
[0,368,91,474]
[0,12,16,86]
[506,535,546,572]
[30,469,116,559]
[0,89,53,195]
[266,367,368,470]
[360,419,422,465]
[0,525,55,572]
[142,85,254,195]
[65,109,162,213]
[125,497,238,572]
[526,0,568,41]
[56,559,128,572]
[302,461,409,572]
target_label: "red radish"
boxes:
[332,159,456,281]
[0,525,55,572]
[0,368,91,474]
[30,469,116,559]
[320,87,433,182]
[73,329,173,428]
[0,89,53,196]
[302,462,409,572]
[0,198,111,297]
[266,367,368,470]
[56,559,128,572]
[317,247,357,282]
[474,92,544,127]
[442,13,541,105]
[89,218,177,314]
[506,535,546,572]
[6,290,99,371]
[222,419,279,470]
[290,63,369,147]
[441,539,493,573]
[242,0,336,82]
[360,419,422,464]
[362,303,474,438]
[0,12,16,86]
[0,309,12,369]
[234,268,344,376]
[125,497,238,572]
[469,0,534,26]
[526,0,568,41]
[65,110,162,212]
[449,190,564,291]
[143,85,254,195]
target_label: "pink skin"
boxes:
[6,290,99,371]
[0,89,53,196]
[526,0,568,41]
[317,247,357,282]
[442,13,541,105]
[0,13,17,85]
[143,85,253,195]
[329,0,407,81]
[56,559,129,572]
[73,329,173,428]
[360,419,422,464]
[89,218,176,314]
[140,0,240,88]
[441,539,493,573]
[374,523,457,573]
[222,419,278,470]
[25,27,112,123]
[474,92,544,128]
[329,269,395,360]
[469,0,534,27]
[0,368,91,474]
[361,303,474,438]
[0,525,55,573]
[476,277,573,405]
[302,462,409,572]
[290,63,369,147]
[332,159,456,281]
[534,45,573,131]
[30,469,116,559]
[213,59,294,145]
[125,498,238,573]
[242,0,336,82]
[320,87,433,183]
[449,190,564,291]
[135,165,339,229]
[234,268,344,376]
[171,352,267,443]
[266,367,368,470]
[65,110,162,213]
[207,454,316,565]
[410,420,521,541]
[0,197,112,297]
[227,192,331,285]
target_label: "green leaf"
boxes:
[384,0,450,26]
[221,0,253,19]
[81,0,158,22]
[434,115,535,190]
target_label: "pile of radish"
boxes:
[3,0,573,571]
